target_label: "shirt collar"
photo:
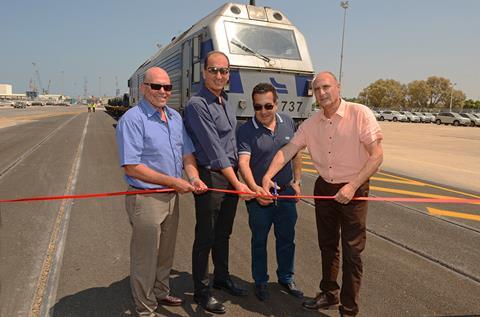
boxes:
[252,113,283,129]
[140,99,171,119]
[200,85,228,105]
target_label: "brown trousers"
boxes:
[125,188,179,314]
[314,177,369,315]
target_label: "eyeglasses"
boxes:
[207,66,230,75]
[253,103,275,111]
[144,83,173,91]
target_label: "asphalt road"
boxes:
[0,106,479,317]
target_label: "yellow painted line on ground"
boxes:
[302,161,314,166]
[370,186,455,200]
[427,207,480,222]
[378,171,480,199]
[371,176,425,186]
[302,154,311,159]
[302,168,318,174]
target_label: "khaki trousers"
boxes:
[126,188,179,314]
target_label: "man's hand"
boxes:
[191,178,208,194]
[291,182,301,202]
[261,177,275,196]
[235,182,256,201]
[334,182,357,204]
[254,185,273,206]
[169,178,196,194]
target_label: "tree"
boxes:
[425,76,451,108]
[450,90,466,111]
[406,80,431,110]
[358,79,405,109]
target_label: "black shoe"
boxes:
[194,293,226,314]
[279,281,304,298]
[302,292,339,310]
[213,277,248,296]
[254,284,269,301]
[339,305,358,316]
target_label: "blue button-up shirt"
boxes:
[116,99,195,189]
[184,86,238,170]
[237,113,295,187]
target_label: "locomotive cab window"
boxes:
[224,21,301,60]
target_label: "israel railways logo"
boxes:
[269,78,288,94]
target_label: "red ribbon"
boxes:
[1,188,479,204]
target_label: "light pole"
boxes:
[339,1,349,85]
[61,70,64,97]
[98,76,102,98]
[449,82,456,112]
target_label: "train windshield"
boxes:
[224,21,301,60]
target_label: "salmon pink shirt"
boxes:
[291,99,383,184]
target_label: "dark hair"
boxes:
[204,51,230,69]
[251,83,278,102]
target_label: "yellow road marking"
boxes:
[378,171,480,199]
[371,177,425,186]
[371,186,457,199]
[302,161,314,166]
[302,168,318,174]
[427,207,480,222]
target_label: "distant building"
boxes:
[0,84,13,95]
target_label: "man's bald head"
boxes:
[143,67,169,83]
[313,71,339,86]
[141,67,171,110]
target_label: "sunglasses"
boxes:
[144,83,173,91]
[253,103,275,111]
[207,66,230,75]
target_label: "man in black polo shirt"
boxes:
[237,83,303,301]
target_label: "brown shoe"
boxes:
[302,292,339,310]
[158,295,183,306]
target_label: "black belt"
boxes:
[199,166,238,173]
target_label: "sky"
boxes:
[1,0,479,99]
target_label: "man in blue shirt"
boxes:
[237,83,303,302]
[116,67,207,317]
[184,51,254,314]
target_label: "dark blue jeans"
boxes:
[246,187,298,286]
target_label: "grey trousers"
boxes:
[125,188,179,314]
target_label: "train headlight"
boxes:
[247,5,267,21]
[307,80,313,96]
[238,100,247,110]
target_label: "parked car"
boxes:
[13,101,27,109]
[378,110,408,122]
[371,109,381,120]
[0,100,15,107]
[423,112,436,122]
[459,113,480,127]
[413,112,431,123]
[434,112,470,126]
[31,101,46,106]
[398,111,421,123]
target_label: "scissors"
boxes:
[273,181,278,206]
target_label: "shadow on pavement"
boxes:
[52,270,329,317]
[51,276,134,317]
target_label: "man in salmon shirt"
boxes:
[262,71,383,317]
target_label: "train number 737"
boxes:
[281,101,303,112]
